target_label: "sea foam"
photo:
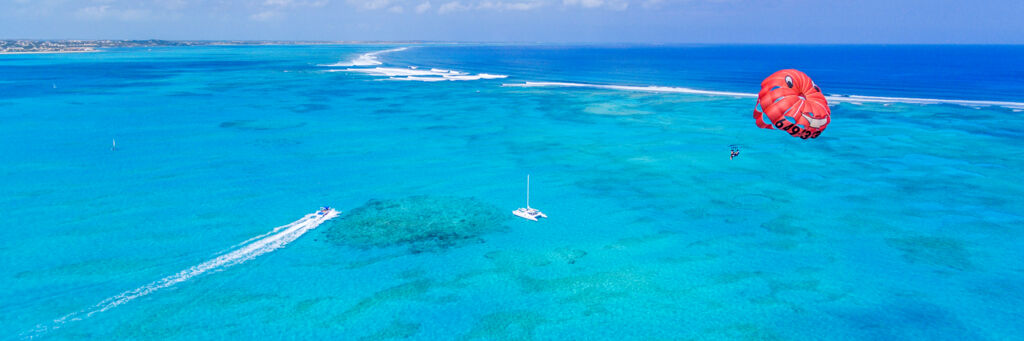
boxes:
[321,47,409,67]
[503,82,1024,110]
[323,47,508,82]
[503,81,756,98]
[330,67,508,82]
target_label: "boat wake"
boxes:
[26,209,340,338]
[503,82,1024,110]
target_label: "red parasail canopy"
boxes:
[754,69,831,139]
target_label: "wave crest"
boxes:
[321,47,408,67]
[503,82,1024,110]
[329,67,507,82]
[322,47,508,82]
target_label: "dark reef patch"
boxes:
[253,138,302,148]
[219,119,307,131]
[460,310,547,340]
[169,91,212,97]
[360,320,420,341]
[760,214,814,237]
[374,108,403,115]
[830,299,977,339]
[324,196,508,253]
[291,103,330,113]
[886,236,973,271]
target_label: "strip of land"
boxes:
[0,40,417,54]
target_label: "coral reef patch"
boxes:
[324,196,508,253]
[886,236,974,271]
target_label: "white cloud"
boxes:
[251,0,328,21]
[250,10,280,20]
[437,1,470,14]
[478,1,544,11]
[506,1,544,10]
[75,5,151,21]
[563,0,627,10]
[75,5,108,18]
[157,0,188,10]
[415,1,431,13]
[346,0,391,10]
[345,0,546,14]
[266,0,330,6]
[563,0,601,8]
[641,0,663,9]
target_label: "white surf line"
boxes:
[503,81,1024,110]
[321,47,409,67]
[27,209,340,338]
[833,94,1024,109]
[503,81,757,98]
[321,46,508,82]
[329,67,508,81]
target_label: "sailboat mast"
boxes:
[526,174,530,208]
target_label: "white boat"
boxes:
[315,206,340,222]
[513,175,547,221]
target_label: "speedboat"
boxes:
[317,206,332,216]
[513,174,546,221]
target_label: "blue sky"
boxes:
[1,0,1021,43]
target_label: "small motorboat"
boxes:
[513,175,546,221]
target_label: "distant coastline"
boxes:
[0,39,421,55]
[1,49,98,55]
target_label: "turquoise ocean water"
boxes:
[2,45,1023,339]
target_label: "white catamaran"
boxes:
[513,174,547,221]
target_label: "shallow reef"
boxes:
[886,236,974,271]
[324,196,508,253]
[219,119,307,131]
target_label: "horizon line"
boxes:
[2,39,1023,46]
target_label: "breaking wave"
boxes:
[504,81,756,98]
[329,67,507,81]
[503,82,1024,110]
[323,47,507,82]
[321,47,408,67]
[324,48,1022,108]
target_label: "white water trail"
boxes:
[27,209,340,338]
[329,67,508,81]
[321,47,409,67]
[503,81,1024,110]
[504,81,757,97]
[321,46,508,82]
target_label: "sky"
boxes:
[1,0,1022,43]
